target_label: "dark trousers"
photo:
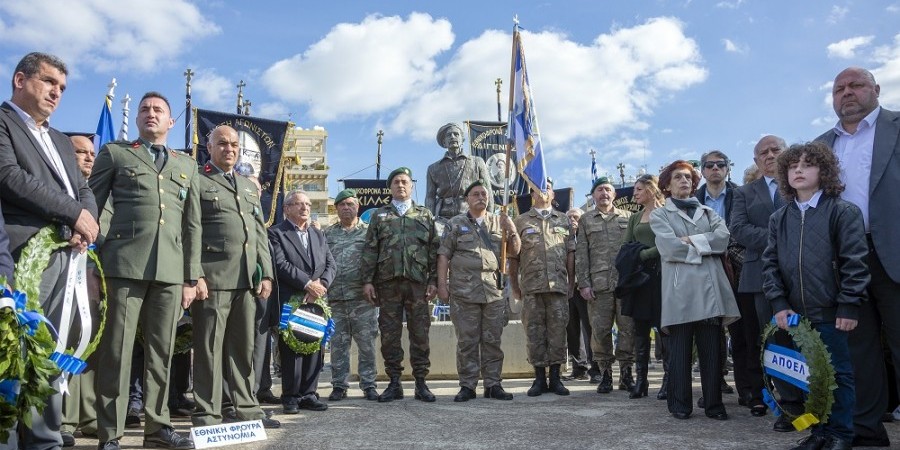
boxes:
[128,343,144,411]
[754,292,804,412]
[729,292,763,405]
[278,342,324,404]
[667,320,725,416]
[566,291,592,367]
[633,320,653,374]
[168,352,191,404]
[813,323,855,442]
[849,243,898,443]
[253,297,273,395]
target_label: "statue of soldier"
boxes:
[425,123,493,221]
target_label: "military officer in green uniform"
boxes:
[90,92,201,450]
[509,179,575,397]
[189,125,279,429]
[324,189,380,402]
[437,181,519,402]
[360,167,440,403]
[576,177,635,394]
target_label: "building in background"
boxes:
[283,125,333,225]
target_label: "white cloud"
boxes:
[826,35,874,59]
[722,38,747,54]
[828,5,849,24]
[888,4,900,13]
[872,33,900,109]
[261,13,454,122]
[255,102,294,121]
[0,0,219,73]
[192,70,235,112]
[715,0,744,8]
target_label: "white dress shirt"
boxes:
[832,106,878,231]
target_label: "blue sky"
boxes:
[2,0,899,202]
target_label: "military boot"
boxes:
[378,376,403,403]
[414,377,436,402]
[596,369,613,394]
[526,366,548,397]
[548,364,570,396]
[618,365,635,391]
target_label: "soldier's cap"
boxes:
[386,167,413,187]
[334,189,357,205]
[590,176,613,194]
[464,180,487,197]
[436,122,463,147]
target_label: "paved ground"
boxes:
[66,363,899,450]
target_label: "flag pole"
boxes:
[499,18,519,275]
[184,68,193,150]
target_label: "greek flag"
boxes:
[591,156,598,182]
[94,93,115,154]
[507,26,547,194]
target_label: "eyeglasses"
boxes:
[703,161,728,169]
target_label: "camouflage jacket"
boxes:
[575,207,632,292]
[511,208,574,295]
[324,220,368,301]
[359,202,439,286]
[438,212,503,303]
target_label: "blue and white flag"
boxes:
[591,155,598,182]
[94,93,115,154]
[507,26,547,194]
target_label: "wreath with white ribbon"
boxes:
[279,296,334,356]
[760,314,836,431]
[0,227,108,443]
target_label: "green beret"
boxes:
[464,180,486,197]
[334,189,357,205]
[386,167,413,187]
[436,122,463,147]
[590,176,613,194]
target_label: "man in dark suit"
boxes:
[731,135,803,431]
[0,52,99,450]
[268,190,335,414]
[817,67,899,448]
[90,92,201,450]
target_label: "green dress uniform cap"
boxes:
[590,176,612,194]
[386,167,413,187]
[436,122,463,147]
[464,180,486,197]
[334,189,357,205]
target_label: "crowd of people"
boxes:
[0,50,897,450]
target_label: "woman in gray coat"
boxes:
[650,160,741,421]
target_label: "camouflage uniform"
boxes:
[575,208,635,372]
[438,213,507,390]
[359,202,439,378]
[425,152,492,220]
[325,220,378,391]
[512,209,574,366]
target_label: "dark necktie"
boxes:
[224,172,236,189]
[771,180,784,209]
[151,145,166,171]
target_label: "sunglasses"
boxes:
[703,161,728,169]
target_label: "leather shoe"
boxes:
[256,390,281,405]
[697,397,705,409]
[363,387,379,401]
[143,426,194,449]
[672,412,691,420]
[125,408,141,429]
[790,434,830,450]
[260,417,281,429]
[823,438,852,450]
[299,397,328,411]
[282,403,299,415]
[97,440,120,450]
[485,385,513,400]
[61,431,75,447]
[774,414,795,432]
[750,403,767,417]
[720,379,734,394]
[453,386,477,402]
[706,411,728,420]
[588,373,602,384]
[851,435,890,447]
[328,387,347,401]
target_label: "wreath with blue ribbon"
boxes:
[760,314,836,431]
[279,296,334,356]
[0,227,108,442]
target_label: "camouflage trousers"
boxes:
[588,290,635,370]
[329,299,379,390]
[449,298,507,390]
[521,292,569,367]
[376,279,431,378]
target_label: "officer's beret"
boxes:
[464,180,487,197]
[334,189,357,205]
[386,167,413,187]
[590,176,613,194]
[436,122,463,147]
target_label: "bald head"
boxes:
[70,135,95,178]
[207,125,240,172]
[832,67,880,133]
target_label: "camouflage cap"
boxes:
[463,180,487,197]
[590,176,613,194]
[334,188,357,205]
[436,122,463,147]
[387,167,413,187]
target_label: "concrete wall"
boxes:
[347,320,533,381]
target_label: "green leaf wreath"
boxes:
[0,227,108,442]
[761,317,836,430]
[279,296,331,355]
